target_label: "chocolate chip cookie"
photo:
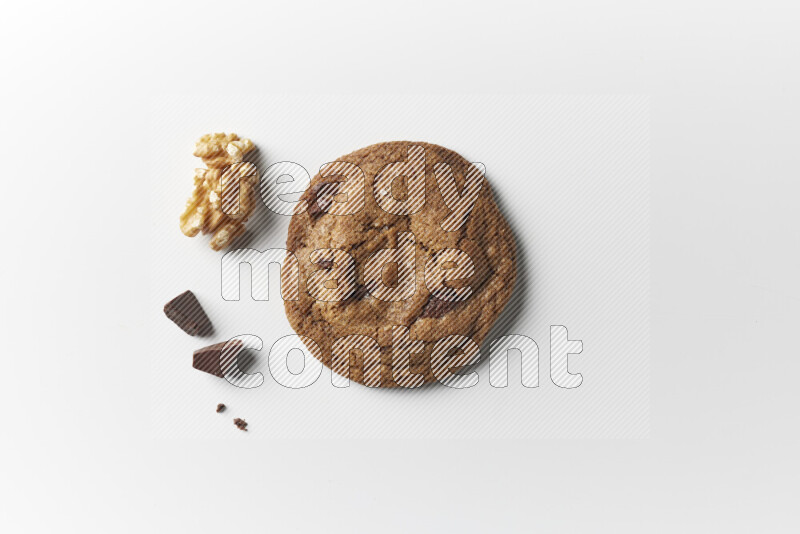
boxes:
[284,141,516,387]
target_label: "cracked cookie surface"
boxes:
[284,141,516,387]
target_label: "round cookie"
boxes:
[284,141,516,387]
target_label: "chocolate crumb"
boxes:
[216,403,226,413]
[233,418,248,431]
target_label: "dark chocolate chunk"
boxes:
[216,403,226,413]
[307,182,340,222]
[164,290,213,336]
[347,284,370,301]
[317,259,334,269]
[192,339,243,378]
[233,418,248,431]
[420,296,460,319]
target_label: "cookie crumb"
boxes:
[216,403,226,413]
[233,418,248,431]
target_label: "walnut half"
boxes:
[179,133,258,251]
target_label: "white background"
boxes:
[2,1,799,532]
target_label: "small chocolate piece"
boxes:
[192,339,244,378]
[419,296,460,319]
[233,418,248,431]
[347,284,370,302]
[307,182,340,222]
[164,290,213,336]
[216,403,226,413]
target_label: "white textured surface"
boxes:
[3,1,799,532]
